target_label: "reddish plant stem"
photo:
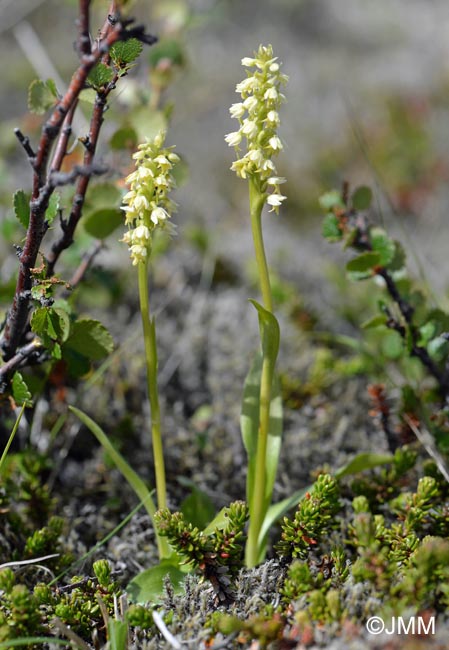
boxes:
[1,14,122,361]
[46,73,119,277]
[50,101,78,174]
[78,0,92,57]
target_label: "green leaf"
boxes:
[110,125,138,150]
[0,638,72,648]
[130,108,167,143]
[110,38,143,66]
[370,228,395,266]
[28,79,57,114]
[126,561,185,604]
[108,619,128,650]
[12,372,32,406]
[240,343,282,528]
[428,336,449,362]
[13,190,29,229]
[68,406,157,525]
[65,319,114,360]
[259,486,309,553]
[84,208,123,239]
[45,192,60,224]
[322,213,343,242]
[346,251,380,273]
[381,330,404,360]
[334,452,394,479]
[30,307,70,343]
[361,314,388,329]
[180,484,215,530]
[352,186,373,211]
[79,88,97,104]
[387,241,406,272]
[318,190,344,212]
[87,63,114,90]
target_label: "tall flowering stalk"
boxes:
[121,131,179,558]
[226,45,288,567]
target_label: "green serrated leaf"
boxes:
[84,208,123,239]
[110,38,143,66]
[12,372,32,406]
[28,79,57,114]
[352,186,373,211]
[346,251,380,273]
[322,213,343,242]
[65,319,114,360]
[319,190,344,212]
[87,63,114,90]
[370,227,395,266]
[13,190,29,229]
[361,314,388,329]
[45,78,58,98]
[30,308,49,336]
[45,192,60,224]
[126,561,185,604]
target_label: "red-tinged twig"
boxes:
[68,240,104,290]
[45,73,118,277]
[77,0,92,57]
[1,2,155,362]
[50,100,78,174]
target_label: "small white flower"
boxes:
[137,166,154,180]
[268,136,283,151]
[236,76,257,94]
[225,131,242,147]
[168,152,180,163]
[130,244,148,265]
[266,110,280,125]
[154,155,171,169]
[241,57,257,67]
[264,87,278,101]
[133,194,150,212]
[243,96,258,112]
[133,224,151,242]
[123,190,135,203]
[229,102,245,119]
[267,176,287,185]
[269,63,280,72]
[155,175,169,187]
[241,119,258,139]
[150,207,169,225]
[247,148,265,168]
[267,193,286,208]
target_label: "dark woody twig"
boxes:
[0,339,44,392]
[50,101,78,174]
[1,0,156,362]
[67,240,104,291]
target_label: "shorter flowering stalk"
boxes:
[226,45,288,568]
[121,132,179,559]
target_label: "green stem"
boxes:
[249,177,273,313]
[137,259,170,557]
[246,176,275,568]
